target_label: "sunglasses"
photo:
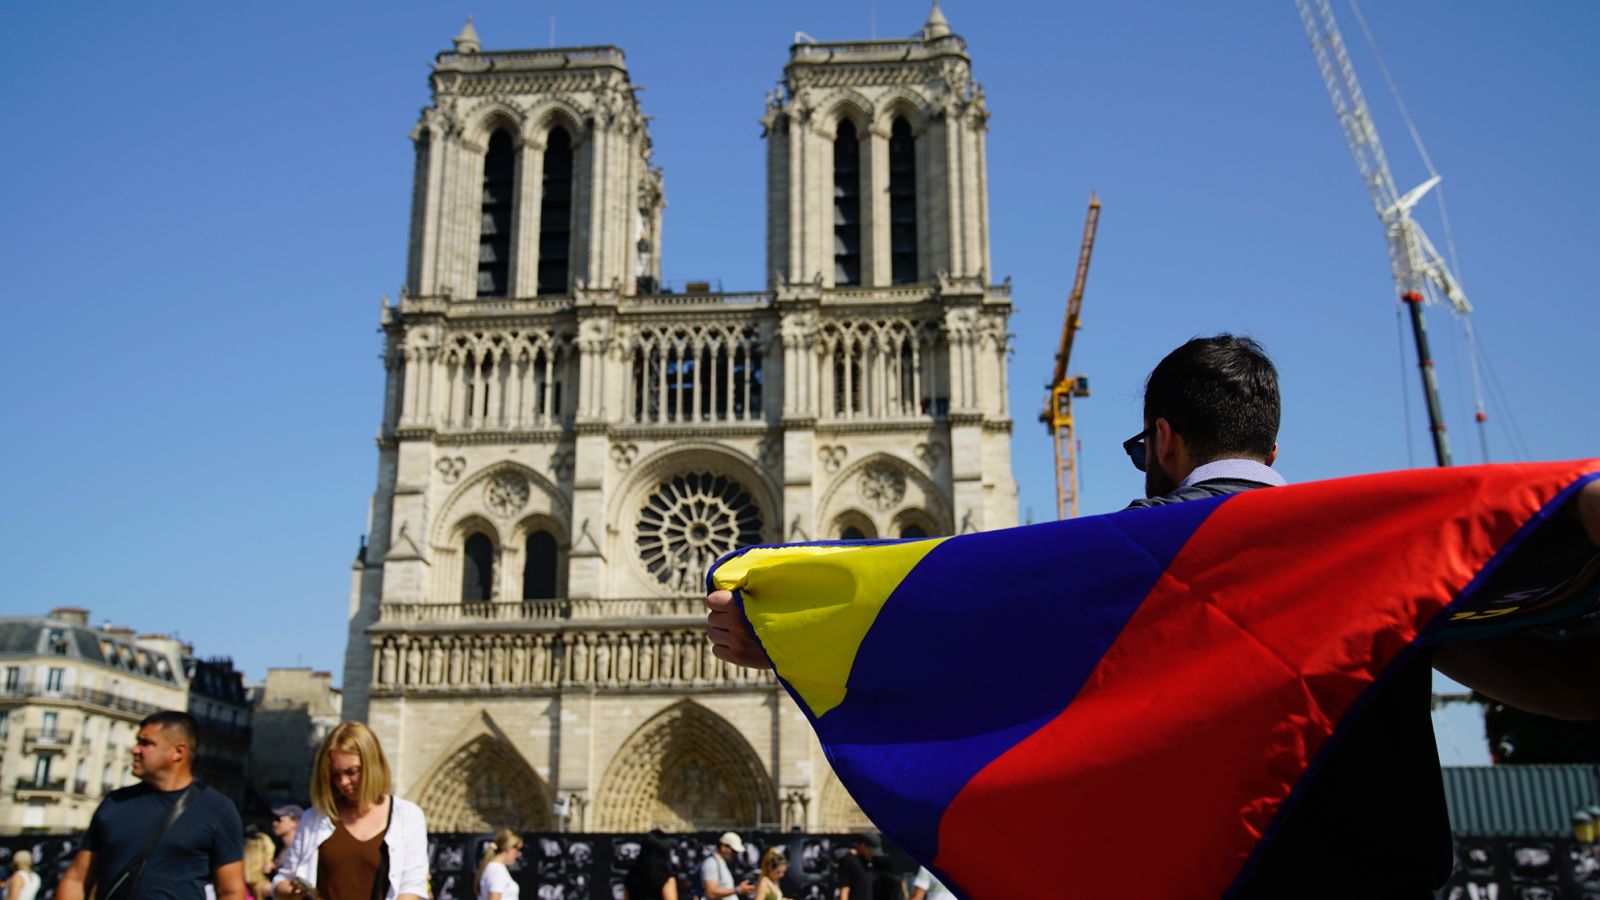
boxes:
[1123,427,1153,472]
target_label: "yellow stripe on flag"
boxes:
[712,539,948,718]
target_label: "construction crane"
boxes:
[1296,0,1474,467]
[1045,194,1100,519]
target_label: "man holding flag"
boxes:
[705,335,1600,898]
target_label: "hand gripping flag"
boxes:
[707,461,1600,899]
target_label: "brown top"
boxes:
[316,821,386,900]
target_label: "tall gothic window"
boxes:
[538,126,574,296]
[462,533,495,602]
[522,531,558,600]
[889,117,919,284]
[477,129,515,298]
[833,120,862,286]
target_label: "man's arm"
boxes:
[705,590,769,669]
[55,849,94,900]
[1434,480,1600,720]
[213,860,247,900]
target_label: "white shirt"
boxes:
[479,859,518,900]
[271,798,431,900]
[911,867,953,900]
[700,854,735,891]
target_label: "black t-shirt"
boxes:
[836,853,872,900]
[86,781,244,899]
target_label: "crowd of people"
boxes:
[6,708,918,900]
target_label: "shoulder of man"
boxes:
[1125,477,1276,509]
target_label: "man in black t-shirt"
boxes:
[57,710,245,900]
[835,834,879,900]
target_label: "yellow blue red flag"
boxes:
[707,461,1600,898]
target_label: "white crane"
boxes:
[1296,0,1478,467]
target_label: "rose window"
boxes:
[637,472,763,592]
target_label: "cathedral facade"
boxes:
[344,6,1017,833]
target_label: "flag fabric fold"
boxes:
[706,461,1600,899]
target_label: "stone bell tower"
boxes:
[761,1,1016,552]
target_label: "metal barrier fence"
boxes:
[0,830,915,900]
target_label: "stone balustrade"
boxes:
[369,627,776,693]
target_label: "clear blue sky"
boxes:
[2,1,1596,719]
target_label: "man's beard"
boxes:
[1145,463,1178,499]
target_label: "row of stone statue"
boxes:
[373,628,779,690]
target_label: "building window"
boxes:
[45,667,64,693]
[888,117,919,284]
[522,531,559,600]
[833,119,862,286]
[637,472,764,593]
[42,711,58,737]
[476,128,516,298]
[841,526,866,541]
[33,755,51,786]
[462,533,496,602]
[4,666,20,693]
[0,710,9,740]
[48,628,68,655]
[900,524,928,539]
[537,126,574,296]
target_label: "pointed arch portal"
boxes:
[414,734,556,832]
[594,701,776,831]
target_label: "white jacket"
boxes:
[271,797,430,900]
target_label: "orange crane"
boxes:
[1045,194,1100,519]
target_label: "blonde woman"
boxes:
[243,832,277,900]
[3,849,40,900]
[475,828,524,900]
[755,848,789,900]
[272,721,429,900]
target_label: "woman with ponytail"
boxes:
[476,828,524,900]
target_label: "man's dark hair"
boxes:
[1144,334,1280,462]
[140,710,200,750]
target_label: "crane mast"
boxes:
[1046,194,1100,519]
[1296,0,1473,467]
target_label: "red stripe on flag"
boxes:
[933,462,1591,899]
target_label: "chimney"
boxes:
[50,606,91,625]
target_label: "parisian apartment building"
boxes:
[0,607,251,833]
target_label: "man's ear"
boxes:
[1153,418,1180,468]
[1266,443,1279,466]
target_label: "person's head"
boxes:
[759,847,787,881]
[717,831,745,861]
[243,832,276,880]
[131,710,199,782]
[477,828,524,885]
[1138,334,1280,497]
[855,833,882,860]
[271,804,303,841]
[310,721,392,818]
[11,850,32,872]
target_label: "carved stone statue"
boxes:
[426,640,443,684]
[594,636,612,683]
[509,639,527,684]
[489,641,505,683]
[638,637,655,685]
[570,635,589,683]
[377,642,395,686]
[531,636,547,686]
[468,643,485,683]
[403,643,419,685]
[616,634,633,685]
[448,641,464,685]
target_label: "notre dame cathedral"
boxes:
[342,4,1017,833]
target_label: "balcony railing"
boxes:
[23,728,74,751]
[74,779,89,795]
[374,597,705,628]
[0,684,166,717]
[15,777,66,793]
